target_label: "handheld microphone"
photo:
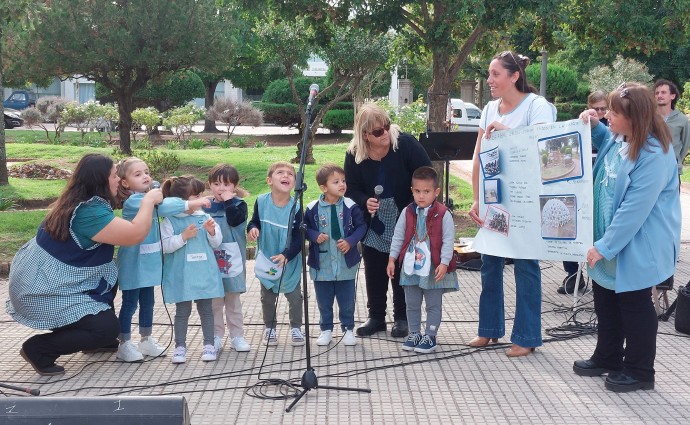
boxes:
[150,180,161,189]
[0,382,40,396]
[307,84,319,106]
[372,185,383,217]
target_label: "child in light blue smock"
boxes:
[115,157,211,363]
[161,175,224,364]
[204,164,250,353]
[247,161,304,347]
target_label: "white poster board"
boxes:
[472,119,593,261]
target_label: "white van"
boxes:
[447,98,481,132]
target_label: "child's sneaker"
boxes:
[116,340,144,362]
[213,336,224,353]
[343,330,357,346]
[138,336,165,357]
[414,335,437,354]
[263,328,278,346]
[316,330,332,346]
[290,328,306,346]
[230,336,251,352]
[401,332,422,351]
[171,346,186,364]
[201,344,217,362]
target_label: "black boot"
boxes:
[356,318,387,336]
[557,274,586,294]
[390,320,409,337]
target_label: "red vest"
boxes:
[397,201,457,272]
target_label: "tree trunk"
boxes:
[0,27,8,186]
[202,80,221,133]
[116,91,134,155]
[428,50,454,201]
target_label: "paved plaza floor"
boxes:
[1,160,689,423]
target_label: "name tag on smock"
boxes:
[187,253,208,262]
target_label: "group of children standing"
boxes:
[114,157,458,364]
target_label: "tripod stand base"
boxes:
[285,369,371,412]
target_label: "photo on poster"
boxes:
[538,132,584,184]
[483,205,510,236]
[540,194,577,240]
[479,146,500,178]
[483,178,500,204]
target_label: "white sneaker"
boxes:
[230,336,251,352]
[343,330,357,346]
[316,330,332,346]
[171,346,186,364]
[291,327,306,346]
[263,328,278,346]
[138,336,165,357]
[201,344,217,362]
[213,336,224,353]
[116,340,144,362]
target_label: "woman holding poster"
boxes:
[573,83,680,392]
[468,50,556,357]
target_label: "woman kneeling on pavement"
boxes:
[6,153,163,376]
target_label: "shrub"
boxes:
[262,77,328,104]
[586,55,653,94]
[526,63,578,101]
[678,82,690,114]
[163,103,205,141]
[22,97,72,143]
[188,138,206,149]
[131,107,162,141]
[323,109,354,133]
[114,148,181,179]
[554,102,588,120]
[136,70,205,111]
[206,99,264,138]
[255,102,300,126]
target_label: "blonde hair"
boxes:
[347,103,401,164]
[608,82,671,162]
[267,161,295,178]
[115,157,146,207]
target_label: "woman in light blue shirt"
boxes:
[573,83,680,393]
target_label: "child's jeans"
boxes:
[119,287,155,340]
[314,279,355,331]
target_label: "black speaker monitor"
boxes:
[0,396,190,425]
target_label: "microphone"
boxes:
[372,185,383,217]
[308,84,319,106]
[150,180,161,189]
[0,382,40,396]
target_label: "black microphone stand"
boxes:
[284,93,371,413]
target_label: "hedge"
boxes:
[323,109,354,132]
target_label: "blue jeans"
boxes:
[118,287,155,336]
[478,254,542,347]
[314,280,355,331]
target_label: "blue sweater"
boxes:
[591,123,680,292]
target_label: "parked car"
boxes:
[3,108,23,129]
[3,90,37,110]
[448,98,481,132]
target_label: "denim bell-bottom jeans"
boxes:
[477,254,542,347]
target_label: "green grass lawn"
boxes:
[1,132,475,263]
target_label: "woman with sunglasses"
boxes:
[573,83,679,392]
[344,103,432,338]
[468,50,556,357]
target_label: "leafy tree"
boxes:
[586,56,653,93]
[0,0,40,185]
[135,70,205,112]
[16,0,233,154]
[256,16,391,163]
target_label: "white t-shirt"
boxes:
[479,93,556,130]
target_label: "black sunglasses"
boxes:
[592,107,608,112]
[369,124,390,138]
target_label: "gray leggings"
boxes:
[174,299,214,347]
[260,283,303,329]
[404,286,444,336]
